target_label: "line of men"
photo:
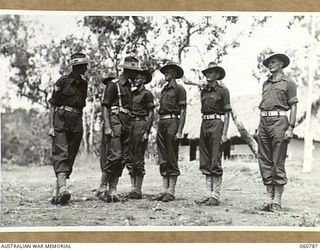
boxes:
[48,52,297,212]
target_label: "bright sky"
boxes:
[0,11,313,110]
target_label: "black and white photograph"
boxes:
[1,10,320,229]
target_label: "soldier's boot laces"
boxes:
[162,176,177,202]
[129,175,143,199]
[57,172,70,206]
[205,175,222,206]
[109,177,126,203]
[272,185,284,212]
[261,185,274,212]
[51,179,60,205]
[127,175,139,199]
[96,172,109,198]
[153,176,169,201]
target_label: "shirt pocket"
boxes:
[274,85,287,103]
[62,86,76,96]
[203,93,221,108]
[120,86,131,106]
[164,92,176,109]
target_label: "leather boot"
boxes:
[109,176,121,202]
[127,175,143,199]
[273,185,284,211]
[51,179,59,205]
[163,176,177,202]
[136,176,143,194]
[57,172,70,205]
[206,175,222,206]
[134,175,144,199]
[261,185,274,212]
[96,172,108,197]
[153,176,169,201]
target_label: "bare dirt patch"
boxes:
[2,156,320,228]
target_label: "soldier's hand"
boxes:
[176,131,183,139]
[142,132,149,141]
[284,128,293,142]
[221,134,228,144]
[104,127,114,138]
[48,127,55,138]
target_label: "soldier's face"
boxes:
[123,69,137,80]
[73,64,88,74]
[205,69,220,82]
[268,58,283,73]
[134,74,147,87]
[164,68,176,82]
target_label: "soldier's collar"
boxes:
[268,73,286,83]
[133,85,145,93]
[204,82,218,91]
[70,71,82,80]
[165,80,177,89]
[118,75,131,86]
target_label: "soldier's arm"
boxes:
[286,79,298,136]
[145,92,155,135]
[223,112,230,136]
[178,107,186,134]
[146,110,154,134]
[177,86,187,137]
[102,106,113,136]
[48,105,55,137]
[48,78,64,137]
[101,83,116,137]
[222,87,232,142]
[287,103,297,133]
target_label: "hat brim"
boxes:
[71,61,89,66]
[118,65,142,71]
[263,53,290,68]
[202,66,226,80]
[160,65,184,79]
[136,70,152,84]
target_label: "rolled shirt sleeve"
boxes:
[222,88,232,112]
[48,77,65,107]
[177,85,187,107]
[101,83,116,108]
[287,79,298,106]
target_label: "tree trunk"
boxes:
[230,107,258,158]
[184,80,258,157]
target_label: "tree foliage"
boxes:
[1,14,273,158]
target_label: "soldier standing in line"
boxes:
[126,68,155,199]
[48,52,89,205]
[155,62,187,202]
[195,62,231,206]
[97,56,141,202]
[257,53,298,212]
[96,75,115,198]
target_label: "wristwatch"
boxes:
[289,123,295,128]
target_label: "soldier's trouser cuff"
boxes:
[200,169,223,176]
